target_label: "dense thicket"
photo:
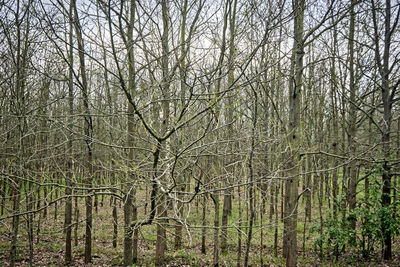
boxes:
[0,0,399,266]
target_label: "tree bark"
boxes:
[283,1,304,266]
[155,1,170,264]
[9,1,30,265]
[347,0,358,230]
[212,192,220,267]
[72,1,94,262]
[65,1,74,263]
[124,0,137,265]
[371,0,398,259]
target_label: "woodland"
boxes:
[0,0,400,266]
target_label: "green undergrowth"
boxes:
[0,171,399,266]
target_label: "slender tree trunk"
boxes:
[112,195,118,248]
[64,2,74,263]
[213,0,228,253]
[155,193,167,266]
[36,183,41,244]
[74,194,79,246]
[24,180,33,267]
[10,180,21,267]
[155,2,170,264]
[112,167,118,249]
[54,174,58,220]
[174,0,188,250]
[201,194,207,254]
[124,1,137,265]
[394,117,400,216]
[212,192,220,267]
[305,157,312,222]
[10,1,30,264]
[347,0,358,230]
[371,0,398,259]
[237,183,242,266]
[330,30,339,217]
[0,174,5,216]
[43,178,47,219]
[283,1,304,266]
[123,191,133,266]
[244,88,257,267]
[72,1,94,261]
[274,182,279,257]
[221,0,237,253]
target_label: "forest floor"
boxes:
[1,196,399,266]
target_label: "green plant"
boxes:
[357,169,399,258]
[312,204,355,260]
[313,167,400,261]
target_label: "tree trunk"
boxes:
[237,183,242,266]
[244,89,257,266]
[305,157,312,222]
[155,193,167,266]
[347,0,357,230]
[123,191,133,266]
[10,1,30,264]
[64,2,74,263]
[112,194,118,248]
[124,1,137,265]
[74,194,79,246]
[201,194,207,254]
[212,192,220,267]
[72,1,94,259]
[221,0,237,253]
[283,1,304,266]
[371,0,397,259]
[174,0,188,251]
[330,33,339,217]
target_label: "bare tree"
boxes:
[371,0,400,260]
